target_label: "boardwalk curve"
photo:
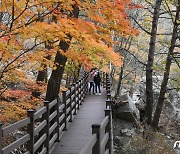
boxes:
[51,90,106,154]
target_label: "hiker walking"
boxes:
[94,71,101,95]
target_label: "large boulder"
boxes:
[138,76,180,122]
[114,94,140,122]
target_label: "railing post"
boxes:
[44,101,50,153]
[78,79,82,106]
[82,77,85,99]
[56,96,60,142]
[81,79,84,103]
[106,100,111,109]
[73,83,77,115]
[77,81,80,109]
[107,93,111,100]
[105,109,113,154]
[27,109,35,154]
[101,72,105,88]
[106,82,110,89]
[106,78,110,88]
[85,73,89,93]
[106,74,111,101]
[0,123,2,154]
[92,124,101,154]
[69,87,73,122]
[62,91,67,131]
[106,73,108,84]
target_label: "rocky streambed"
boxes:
[112,91,180,154]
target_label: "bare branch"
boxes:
[9,0,15,31]
[122,66,141,79]
[159,10,177,16]
[13,0,30,22]
[0,41,44,79]
[119,48,147,66]
[144,0,154,9]
[172,55,180,69]
[128,15,151,35]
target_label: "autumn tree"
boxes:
[0,0,126,122]
[45,4,79,101]
[128,0,180,128]
[0,0,140,104]
[145,0,164,124]
[152,0,180,128]
[45,0,140,101]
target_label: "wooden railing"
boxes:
[0,72,88,154]
[79,74,113,154]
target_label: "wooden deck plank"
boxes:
[51,88,106,154]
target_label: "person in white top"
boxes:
[88,69,95,94]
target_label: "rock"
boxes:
[139,76,180,122]
[15,131,25,139]
[113,118,137,153]
[40,93,46,99]
[115,110,137,122]
[121,128,135,137]
[114,93,140,122]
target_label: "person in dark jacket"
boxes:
[94,71,101,95]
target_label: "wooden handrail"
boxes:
[81,109,112,154]
[81,113,112,154]
[2,134,30,154]
[2,118,30,136]
[100,116,109,131]
[0,72,88,154]
[79,134,97,154]
[100,132,109,151]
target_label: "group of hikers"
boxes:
[88,68,101,95]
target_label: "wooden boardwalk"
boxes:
[51,89,106,154]
[0,73,112,154]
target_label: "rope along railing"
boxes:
[79,73,113,154]
[0,72,88,154]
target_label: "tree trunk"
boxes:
[46,49,68,101]
[45,5,79,102]
[152,4,179,128]
[73,63,81,83]
[114,63,124,98]
[114,36,132,99]
[0,13,3,22]
[145,0,163,124]
[36,69,48,83]
[129,72,136,98]
[36,54,51,83]
[32,67,48,98]
[65,71,71,88]
[32,42,52,97]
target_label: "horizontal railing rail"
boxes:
[0,72,88,154]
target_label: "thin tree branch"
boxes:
[9,0,15,31]
[172,55,180,69]
[119,48,147,66]
[13,0,30,22]
[0,40,44,79]
[129,15,151,35]
[122,66,140,79]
